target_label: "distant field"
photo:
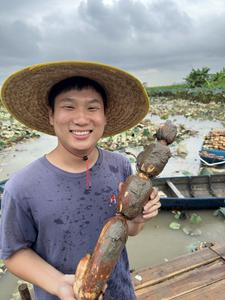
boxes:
[147,67,225,102]
[146,83,225,103]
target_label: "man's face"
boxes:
[49,87,107,155]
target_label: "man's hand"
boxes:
[126,187,161,236]
[135,187,161,223]
[57,274,76,300]
[59,274,107,300]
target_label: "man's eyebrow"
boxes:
[58,97,74,103]
[87,99,102,104]
[59,97,102,103]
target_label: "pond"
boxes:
[0,114,224,299]
[147,114,224,177]
[0,115,223,180]
[127,114,225,270]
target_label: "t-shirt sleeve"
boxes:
[0,189,37,259]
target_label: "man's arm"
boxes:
[4,248,76,300]
[127,187,161,236]
[5,248,106,300]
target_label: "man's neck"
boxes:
[46,145,99,173]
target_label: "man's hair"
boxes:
[48,76,107,111]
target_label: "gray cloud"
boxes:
[0,0,225,85]
[0,21,41,61]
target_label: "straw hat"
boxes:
[1,61,149,137]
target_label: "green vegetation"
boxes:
[185,67,211,88]
[0,106,40,150]
[147,67,225,103]
[209,68,225,88]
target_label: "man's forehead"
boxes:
[58,87,102,97]
[56,91,104,104]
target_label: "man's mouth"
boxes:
[69,130,92,136]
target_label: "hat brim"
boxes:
[1,61,150,137]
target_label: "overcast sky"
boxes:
[0,0,225,86]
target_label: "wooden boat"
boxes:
[152,174,225,209]
[1,174,225,210]
[199,148,225,166]
[199,129,225,166]
[132,242,225,299]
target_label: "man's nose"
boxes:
[72,109,89,125]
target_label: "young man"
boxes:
[0,61,160,300]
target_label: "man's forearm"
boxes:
[4,248,64,296]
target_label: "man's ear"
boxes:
[48,108,54,126]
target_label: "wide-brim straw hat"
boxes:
[1,61,149,137]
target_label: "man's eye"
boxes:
[88,106,99,110]
[63,105,74,109]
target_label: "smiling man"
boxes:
[47,76,107,175]
[0,61,161,300]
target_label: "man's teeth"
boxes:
[71,130,90,136]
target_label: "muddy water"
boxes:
[0,115,222,180]
[0,272,19,300]
[149,114,224,177]
[127,210,225,270]
[0,116,225,297]
[0,134,57,181]
[126,115,225,269]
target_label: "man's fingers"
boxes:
[143,195,160,211]
[102,284,107,293]
[98,284,107,300]
[142,204,161,219]
[143,201,161,215]
[150,187,158,199]
[143,209,159,219]
[118,182,124,192]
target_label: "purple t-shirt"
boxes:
[0,148,136,299]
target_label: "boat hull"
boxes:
[152,174,225,209]
[1,175,225,210]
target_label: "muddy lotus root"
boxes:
[155,120,177,145]
[74,216,128,300]
[136,142,172,177]
[74,121,177,299]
